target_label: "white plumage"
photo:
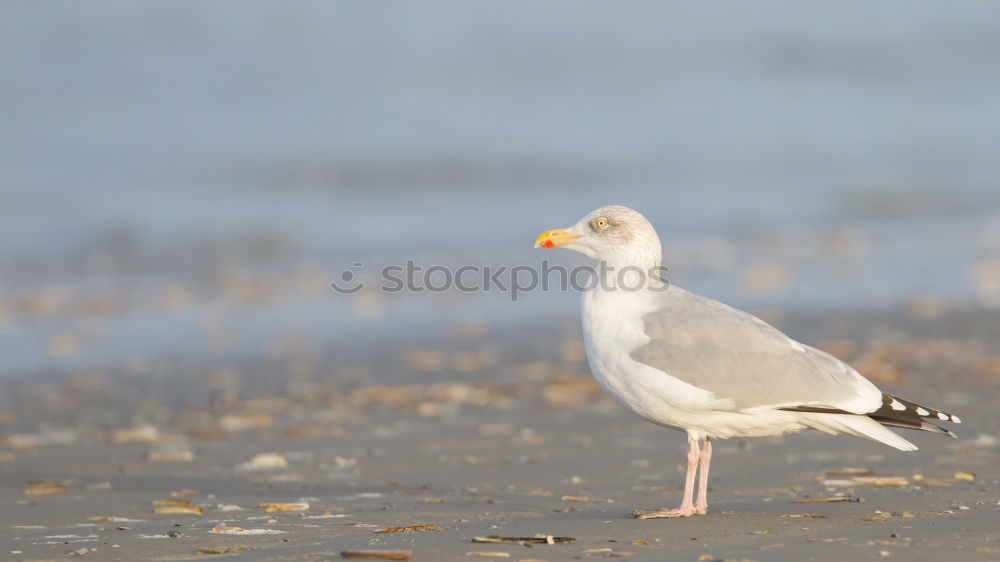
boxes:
[536,205,961,518]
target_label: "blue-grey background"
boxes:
[3,1,999,376]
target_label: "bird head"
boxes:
[535,205,662,269]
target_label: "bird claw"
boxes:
[632,506,700,519]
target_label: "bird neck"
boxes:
[594,253,665,292]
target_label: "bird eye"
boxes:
[594,217,608,230]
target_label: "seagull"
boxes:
[535,205,961,518]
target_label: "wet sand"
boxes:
[1,306,999,561]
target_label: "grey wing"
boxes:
[630,286,882,413]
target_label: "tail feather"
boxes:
[800,412,918,451]
[780,393,960,449]
[781,393,960,440]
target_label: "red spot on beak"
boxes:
[542,240,555,248]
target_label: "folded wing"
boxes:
[630,286,882,414]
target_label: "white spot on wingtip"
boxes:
[788,339,805,352]
[950,415,961,424]
[889,399,906,411]
[937,412,948,420]
[915,407,929,416]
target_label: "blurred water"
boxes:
[2,2,1000,376]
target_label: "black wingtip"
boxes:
[778,394,962,439]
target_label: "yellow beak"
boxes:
[534,228,582,249]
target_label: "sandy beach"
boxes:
[2,305,998,561]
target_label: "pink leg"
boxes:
[694,438,712,514]
[632,436,700,519]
